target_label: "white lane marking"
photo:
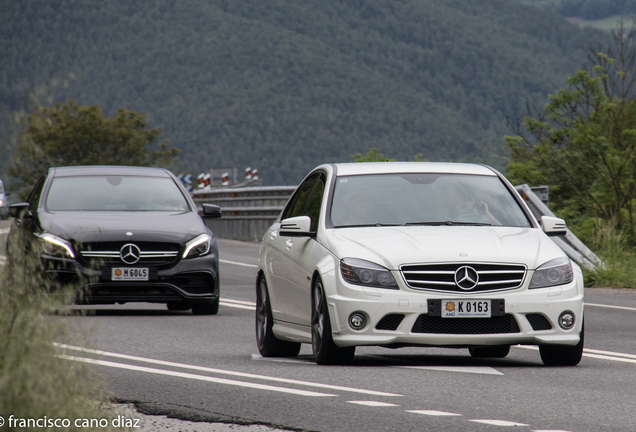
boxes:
[401,366,503,375]
[407,410,462,417]
[251,354,315,365]
[223,299,256,306]
[56,344,402,397]
[347,401,399,407]
[515,345,636,364]
[532,430,572,432]
[585,302,636,312]
[220,301,255,310]
[470,419,529,427]
[584,348,636,360]
[220,259,258,268]
[60,355,335,397]
[582,353,636,364]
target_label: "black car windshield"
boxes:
[46,175,190,212]
[330,173,531,228]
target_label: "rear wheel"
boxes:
[167,301,191,311]
[191,298,219,315]
[311,278,355,365]
[469,345,510,358]
[255,276,301,357]
[539,322,584,366]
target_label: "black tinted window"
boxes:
[282,173,320,220]
[305,178,324,232]
[46,176,190,212]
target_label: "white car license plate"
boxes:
[112,267,149,281]
[441,300,491,318]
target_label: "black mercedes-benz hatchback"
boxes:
[7,165,223,314]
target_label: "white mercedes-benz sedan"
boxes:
[256,162,584,366]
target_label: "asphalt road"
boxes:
[2,222,635,431]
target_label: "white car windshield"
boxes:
[46,176,190,212]
[330,173,531,228]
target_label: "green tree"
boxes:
[9,100,180,198]
[352,148,428,162]
[352,148,396,162]
[504,24,636,241]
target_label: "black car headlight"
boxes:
[340,258,398,289]
[183,233,212,259]
[529,257,573,289]
[36,233,75,259]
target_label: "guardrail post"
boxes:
[192,186,296,241]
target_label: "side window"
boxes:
[305,177,325,232]
[281,173,319,220]
[26,176,46,213]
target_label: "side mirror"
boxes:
[9,203,31,219]
[201,204,222,219]
[541,215,567,237]
[279,216,314,238]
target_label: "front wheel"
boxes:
[255,276,301,357]
[311,278,355,365]
[539,322,584,366]
[191,298,219,315]
[469,345,510,358]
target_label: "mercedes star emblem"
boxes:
[120,243,141,264]
[454,266,479,290]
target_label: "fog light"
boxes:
[559,312,575,329]
[349,312,366,330]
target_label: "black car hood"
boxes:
[39,210,208,244]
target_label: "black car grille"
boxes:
[401,263,526,293]
[376,314,405,331]
[526,313,553,331]
[411,314,521,334]
[79,242,180,267]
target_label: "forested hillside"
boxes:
[0,0,607,185]
[509,0,636,20]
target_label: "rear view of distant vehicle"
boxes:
[7,165,223,314]
[256,162,584,366]
[0,180,8,219]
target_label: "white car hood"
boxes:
[322,226,565,271]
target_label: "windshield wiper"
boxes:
[334,223,401,228]
[405,221,491,226]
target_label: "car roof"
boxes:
[51,165,173,178]
[332,162,497,176]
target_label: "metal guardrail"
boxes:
[192,186,296,240]
[515,184,603,270]
[193,183,603,270]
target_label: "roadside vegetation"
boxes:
[505,24,636,288]
[0,236,113,431]
[0,235,117,431]
[584,221,636,288]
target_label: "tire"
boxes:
[191,298,219,315]
[469,345,510,358]
[539,322,584,366]
[167,301,191,311]
[311,278,355,365]
[255,276,301,357]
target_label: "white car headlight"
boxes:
[36,233,75,259]
[340,258,398,289]
[183,233,211,259]
[529,257,573,289]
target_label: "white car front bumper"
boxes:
[324,272,584,348]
